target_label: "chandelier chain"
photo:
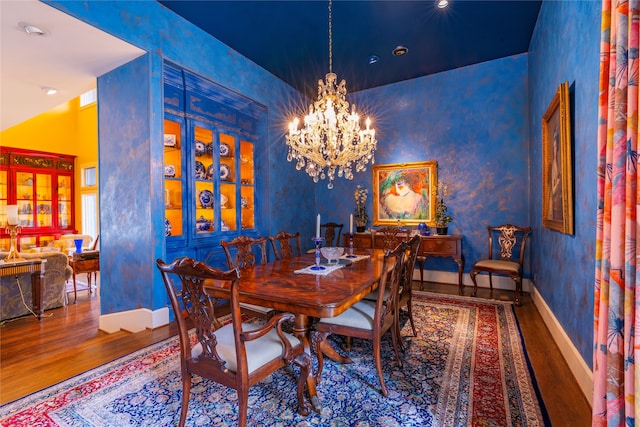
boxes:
[328,0,332,73]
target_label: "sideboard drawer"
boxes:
[421,238,457,255]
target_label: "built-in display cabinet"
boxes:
[163,62,264,267]
[0,148,75,250]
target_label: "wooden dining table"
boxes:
[207,248,389,411]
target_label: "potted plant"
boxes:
[353,185,369,232]
[434,181,452,235]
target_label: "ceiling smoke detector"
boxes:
[392,46,408,56]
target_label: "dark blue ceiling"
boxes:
[159,1,542,98]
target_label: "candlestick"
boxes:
[6,205,18,226]
[346,233,357,258]
[5,224,23,261]
[311,237,326,270]
[349,214,353,234]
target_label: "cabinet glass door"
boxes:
[219,132,236,232]
[164,118,184,238]
[15,171,35,227]
[57,175,72,228]
[0,169,6,226]
[240,139,255,230]
[193,124,215,235]
[35,173,53,228]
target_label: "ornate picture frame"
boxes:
[542,81,573,234]
[372,160,437,226]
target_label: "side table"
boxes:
[68,252,100,303]
[416,234,464,293]
[0,258,47,320]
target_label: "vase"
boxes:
[436,227,448,235]
[74,239,83,253]
[356,226,366,233]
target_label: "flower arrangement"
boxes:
[353,185,369,226]
[434,181,452,228]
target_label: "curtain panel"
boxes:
[593,0,639,425]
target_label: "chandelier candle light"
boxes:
[286,0,377,189]
[5,205,23,261]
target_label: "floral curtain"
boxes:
[593,0,639,425]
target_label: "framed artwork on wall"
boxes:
[372,160,437,226]
[542,81,573,235]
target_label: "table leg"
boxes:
[31,270,44,320]
[292,314,321,413]
[455,255,465,295]
[72,273,78,303]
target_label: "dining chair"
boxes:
[221,236,274,319]
[269,230,302,260]
[306,222,344,253]
[469,224,531,305]
[156,257,311,427]
[313,241,407,397]
[396,234,420,341]
[322,222,343,247]
[372,226,405,251]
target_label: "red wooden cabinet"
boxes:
[0,148,76,250]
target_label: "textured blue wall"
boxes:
[528,0,600,368]
[322,55,531,274]
[49,0,316,313]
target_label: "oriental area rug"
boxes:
[0,292,550,426]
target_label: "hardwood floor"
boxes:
[0,279,591,425]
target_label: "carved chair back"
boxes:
[269,231,302,260]
[221,236,267,271]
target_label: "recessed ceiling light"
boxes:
[392,46,408,57]
[19,22,47,36]
[368,55,379,65]
[437,0,449,9]
[42,87,58,95]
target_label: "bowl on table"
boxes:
[320,247,344,264]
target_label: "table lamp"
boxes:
[5,205,23,261]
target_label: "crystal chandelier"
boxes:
[286,0,377,189]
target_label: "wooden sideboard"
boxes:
[343,232,464,293]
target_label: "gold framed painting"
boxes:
[542,81,573,234]
[372,160,437,226]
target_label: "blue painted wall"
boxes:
[528,0,600,367]
[322,55,531,274]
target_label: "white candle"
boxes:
[350,214,353,234]
[6,205,18,225]
[316,214,321,238]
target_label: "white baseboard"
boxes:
[99,306,169,333]
[530,284,593,406]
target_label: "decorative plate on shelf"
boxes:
[195,161,207,180]
[198,189,214,208]
[221,219,230,232]
[206,163,215,181]
[165,218,172,237]
[241,197,248,208]
[220,142,231,157]
[196,215,211,232]
[194,141,207,157]
[220,164,231,181]
[164,164,176,178]
[206,142,214,155]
